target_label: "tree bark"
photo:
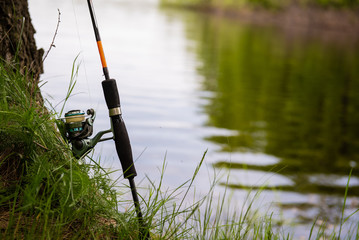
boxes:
[0,0,44,81]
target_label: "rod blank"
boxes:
[87,0,110,80]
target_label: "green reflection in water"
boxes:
[184,13,359,196]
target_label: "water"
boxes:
[29,0,359,237]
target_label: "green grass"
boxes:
[0,59,358,239]
[0,60,135,239]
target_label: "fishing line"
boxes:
[71,0,93,106]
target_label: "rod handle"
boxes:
[102,79,121,109]
[112,115,137,179]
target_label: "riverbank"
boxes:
[161,1,359,38]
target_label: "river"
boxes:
[29,0,359,238]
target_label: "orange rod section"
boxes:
[96,41,107,68]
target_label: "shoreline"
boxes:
[171,3,359,41]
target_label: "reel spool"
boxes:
[60,109,112,158]
[64,109,94,141]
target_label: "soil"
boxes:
[0,0,45,106]
[0,0,44,77]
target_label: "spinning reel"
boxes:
[60,109,112,158]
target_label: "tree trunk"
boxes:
[0,0,44,81]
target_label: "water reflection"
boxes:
[181,11,359,221]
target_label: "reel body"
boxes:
[60,109,112,158]
[65,109,94,140]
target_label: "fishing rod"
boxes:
[87,0,150,239]
[58,1,150,239]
